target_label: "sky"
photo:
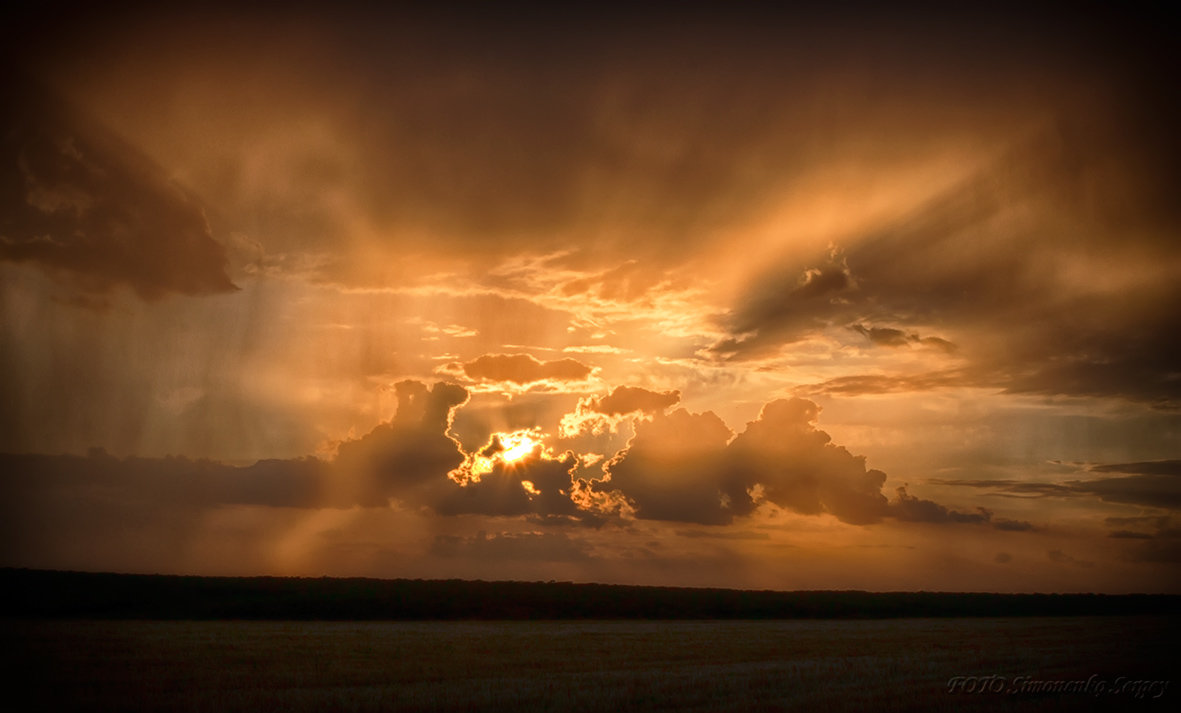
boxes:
[1,2,1178,592]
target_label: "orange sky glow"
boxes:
[1,2,1178,592]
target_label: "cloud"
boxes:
[705,107,1181,407]
[458,354,592,385]
[435,443,583,520]
[598,408,739,525]
[1099,515,1181,563]
[708,255,855,360]
[0,71,236,301]
[0,447,329,567]
[931,462,1181,510]
[850,324,957,352]
[0,448,327,511]
[1073,473,1181,510]
[559,385,680,437]
[794,370,978,398]
[725,399,889,525]
[593,396,1004,528]
[1092,461,1181,477]
[1105,515,1171,530]
[585,386,681,416]
[890,486,991,524]
[889,486,1034,531]
[332,380,469,506]
[0,379,597,541]
[559,260,670,303]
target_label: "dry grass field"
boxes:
[4,616,1174,712]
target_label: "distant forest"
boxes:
[3,568,1177,620]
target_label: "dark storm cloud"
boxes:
[0,379,594,541]
[709,258,854,359]
[713,110,1181,406]
[0,447,329,564]
[14,1,1168,282]
[0,71,236,300]
[0,449,327,511]
[695,8,1179,407]
[460,354,592,385]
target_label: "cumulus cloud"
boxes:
[599,408,739,525]
[437,439,583,520]
[592,396,1008,528]
[559,385,680,437]
[458,353,592,385]
[728,399,891,525]
[0,381,1043,549]
[332,380,469,506]
[0,71,236,301]
[0,379,600,544]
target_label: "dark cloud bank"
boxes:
[3,380,1044,567]
[0,70,236,302]
[931,461,1181,512]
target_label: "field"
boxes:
[4,617,1174,712]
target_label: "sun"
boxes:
[449,428,549,484]
[499,431,540,464]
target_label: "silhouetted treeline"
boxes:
[2,568,1176,620]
